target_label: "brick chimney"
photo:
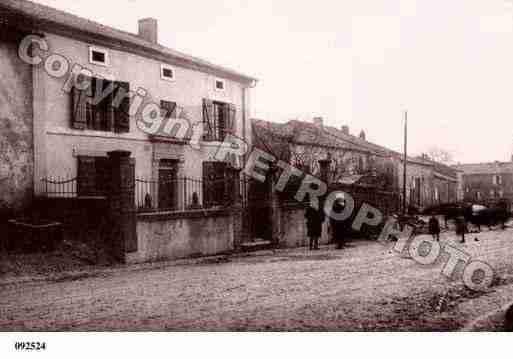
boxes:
[313,117,323,128]
[341,125,349,135]
[138,18,158,44]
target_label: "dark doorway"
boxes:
[158,159,178,209]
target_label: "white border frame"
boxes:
[89,46,110,67]
[161,64,176,82]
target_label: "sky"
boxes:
[33,0,513,163]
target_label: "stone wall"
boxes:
[279,203,329,248]
[0,30,34,214]
[128,209,234,263]
[278,186,399,248]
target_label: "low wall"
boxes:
[279,203,329,248]
[128,209,234,264]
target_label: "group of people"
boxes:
[427,214,468,243]
[304,194,348,250]
[305,196,472,251]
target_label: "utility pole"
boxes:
[402,110,408,215]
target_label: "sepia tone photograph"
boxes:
[1,0,513,345]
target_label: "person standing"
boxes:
[330,195,348,249]
[428,215,440,241]
[305,200,325,250]
[455,214,467,243]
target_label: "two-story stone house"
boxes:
[0,0,256,214]
[252,118,459,211]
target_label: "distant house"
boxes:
[252,118,398,189]
[252,117,459,211]
[453,161,513,205]
[0,0,256,214]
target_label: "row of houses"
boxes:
[1,0,494,263]
[252,117,459,212]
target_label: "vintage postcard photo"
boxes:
[1,0,513,350]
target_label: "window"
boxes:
[161,64,175,81]
[71,76,130,132]
[493,175,502,185]
[89,46,109,66]
[202,99,236,141]
[203,161,227,207]
[415,177,421,206]
[77,156,111,196]
[215,79,225,91]
[160,100,177,119]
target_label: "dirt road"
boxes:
[2,229,513,331]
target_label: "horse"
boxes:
[423,202,511,233]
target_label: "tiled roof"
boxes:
[252,118,458,180]
[253,119,392,155]
[453,162,513,174]
[0,0,257,83]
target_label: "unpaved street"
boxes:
[2,229,513,331]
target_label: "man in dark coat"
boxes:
[455,215,467,243]
[428,215,440,241]
[330,196,348,249]
[305,202,325,250]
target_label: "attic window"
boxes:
[161,65,175,81]
[215,79,225,91]
[89,47,109,66]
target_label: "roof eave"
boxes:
[0,3,258,84]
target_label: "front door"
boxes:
[158,159,178,209]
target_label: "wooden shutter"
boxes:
[77,156,96,196]
[114,81,130,133]
[71,75,91,130]
[202,98,214,141]
[94,157,111,195]
[226,103,236,134]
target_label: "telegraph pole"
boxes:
[402,110,408,215]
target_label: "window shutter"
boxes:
[202,98,214,141]
[94,157,111,195]
[77,156,96,196]
[227,103,236,134]
[114,81,130,133]
[160,100,177,119]
[71,75,91,130]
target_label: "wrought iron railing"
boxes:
[135,176,239,212]
[40,176,78,198]
[40,174,243,211]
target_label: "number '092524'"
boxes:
[14,342,47,351]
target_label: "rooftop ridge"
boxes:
[0,0,257,82]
